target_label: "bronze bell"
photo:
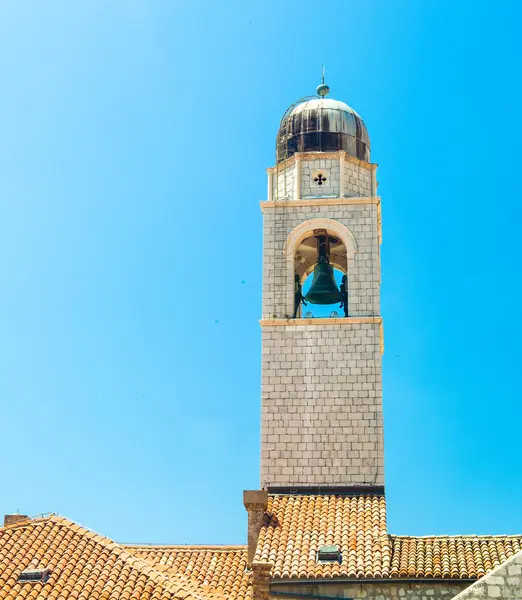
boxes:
[305,257,342,304]
[304,234,342,305]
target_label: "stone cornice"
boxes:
[260,316,381,326]
[260,196,381,210]
[267,151,377,174]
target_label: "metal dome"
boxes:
[276,97,370,164]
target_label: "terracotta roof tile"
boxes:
[0,516,228,600]
[127,546,251,600]
[3,496,522,595]
[254,494,390,579]
[390,535,522,579]
[255,494,522,581]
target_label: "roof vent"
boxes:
[316,545,342,563]
[18,569,51,583]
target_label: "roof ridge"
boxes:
[125,544,247,551]
[1,513,230,600]
[66,519,232,600]
[268,492,385,498]
[0,513,111,536]
[391,534,522,540]
[0,513,63,533]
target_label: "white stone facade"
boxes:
[260,151,384,489]
[273,581,468,600]
[268,151,375,202]
[261,202,380,319]
[451,549,522,600]
[343,159,373,197]
[301,158,340,198]
[271,160,296,201]
[260,320,384,488]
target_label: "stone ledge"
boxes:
[243,490,268,510]
[260,196,380,210]
[260,317,382,326]
[267,151,377,173]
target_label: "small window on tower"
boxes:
[316,545,342,564]
[311,169,328,186]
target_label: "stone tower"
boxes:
[260,85,384,491]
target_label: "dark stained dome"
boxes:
[276,98,370,164]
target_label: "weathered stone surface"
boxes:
[270,153,373,201]
[251,562,272,600]
[260,322,384,488]
[272,581,468,600]
[261,153,383,488]
[243,490,269,563]
[262,203,380,319]
[451,549,522,600]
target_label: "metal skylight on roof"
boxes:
[316,545,342,563]
[18,568,50,583]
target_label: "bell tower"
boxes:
[260,82,384,491]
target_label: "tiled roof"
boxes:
[254,494,522,581]
[254,494,391,578]
[3,495,522,599]
[127,545,251,600]
[390,535,522,579]
[0,515,228,600]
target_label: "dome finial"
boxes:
[316,65,330,98]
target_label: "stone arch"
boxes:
[283,218,357,260]
[302,258,347,280]
[283,218,358,316]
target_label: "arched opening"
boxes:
[293,229,349,318]
[283,218,357,319]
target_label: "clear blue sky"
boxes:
[1,1,521,544]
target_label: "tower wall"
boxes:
[260,320,384,489]
[270,152,374,201]
[262,202,380,319]
[260,150,384,490]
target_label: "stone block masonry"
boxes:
[269,151,375,201]
[451,548,522,599]
[343,159,372,197]
[272,160,295,200]
[300,158,340,197]
[262,202,380,319]
[272,581,469,600]
[243,490,269,563]
[260,321,384,489]
[261,150,383,489]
